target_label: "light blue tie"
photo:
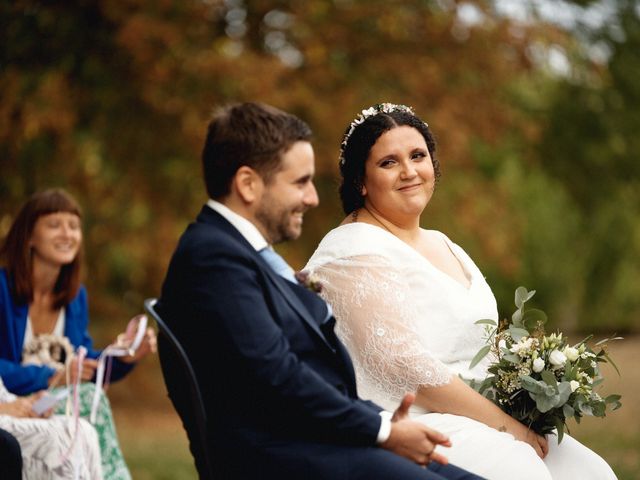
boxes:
[259,246,333,323]
[259,247,297,283]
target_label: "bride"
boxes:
[305,103,616,480]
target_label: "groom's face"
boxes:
[255,141,319,244]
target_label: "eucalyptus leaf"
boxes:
[541,370,558,387]
[521,375,544,394]
[477,377,494,395]
[556,382,572,407]
[511,310,524,329]
[508,326,529,341]
[522,308,548,329]
[502,353,521,364]
[554,417,565,443]
[579,403,593,415]
[475,319,497,326]
[592,402,606,417]
[535,391,557,413]
[544,384,557,397]
[515,286,529,309]
[604,394,622,404]
[562,403,575,418]
[469,345,491,369]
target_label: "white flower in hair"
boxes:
[339,103,425,165]
[361,107,377,117]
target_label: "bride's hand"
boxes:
[509,421,548,459]
[525,429,548,459]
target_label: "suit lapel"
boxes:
[197,206,336,353]
[258,261,336,353]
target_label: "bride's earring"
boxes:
[354,178,366,198]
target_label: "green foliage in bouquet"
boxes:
[469,287,622,442]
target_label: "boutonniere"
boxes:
[294,270,323,294]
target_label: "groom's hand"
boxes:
[391,392,415,422]
[382,393,452,466]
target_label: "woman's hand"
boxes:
[120,327,157,364]
[47,357,98,388]
[0,396,38,418]
[508,420,549,459]
[68,357,98,382]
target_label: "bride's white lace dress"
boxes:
[305,223,616,480]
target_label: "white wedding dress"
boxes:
[305,223,616,480]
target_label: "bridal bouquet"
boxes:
[469,287,622,442]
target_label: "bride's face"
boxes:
[362,125,435,221]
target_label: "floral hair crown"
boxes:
[339,103,423,166]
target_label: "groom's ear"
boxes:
[234,166,264,204]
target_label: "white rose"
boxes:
[532,357,545,373]
[549,349,567,367]
[570,380,580,392]
[564,347,579,362]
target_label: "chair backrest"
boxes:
[144,298,214,480]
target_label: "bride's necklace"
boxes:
[352,206,395,235]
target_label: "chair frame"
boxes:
[144,298,214,479]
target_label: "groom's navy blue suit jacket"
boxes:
[157,206,384,477]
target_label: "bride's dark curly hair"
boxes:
[338,110,440,214]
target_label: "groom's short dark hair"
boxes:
[202,102,312,199]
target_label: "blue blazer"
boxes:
[0,268,133,395]
[157,205,385,478]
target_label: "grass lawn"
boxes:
[109,334,639,478]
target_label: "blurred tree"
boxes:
[537,0,640,331]
[4,0,633,334]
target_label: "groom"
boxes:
[157,102,482,479]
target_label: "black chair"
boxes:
[144,298,214,479]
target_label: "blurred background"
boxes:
[1,0,638,478]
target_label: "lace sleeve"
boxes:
[310,255,452,406]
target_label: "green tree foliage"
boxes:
[538,0,640,331]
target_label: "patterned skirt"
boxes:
[0,412,102,480]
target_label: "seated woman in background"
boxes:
[0,376,102,479]
[305,103,616,480]
[0,188,156,480]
